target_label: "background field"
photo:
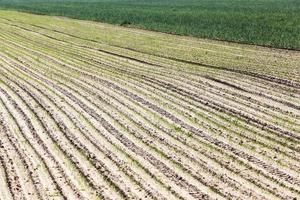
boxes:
[0,0,299,50]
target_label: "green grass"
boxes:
[0,0,299,50]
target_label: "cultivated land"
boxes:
[0,10,300,200]
[0,0,300,50]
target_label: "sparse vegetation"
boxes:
[0,9,299,200]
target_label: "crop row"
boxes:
[0,15,299,200]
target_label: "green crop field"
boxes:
[0,0,299,49]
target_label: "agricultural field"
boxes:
[0,0,300,49]
[0,10,300,200]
